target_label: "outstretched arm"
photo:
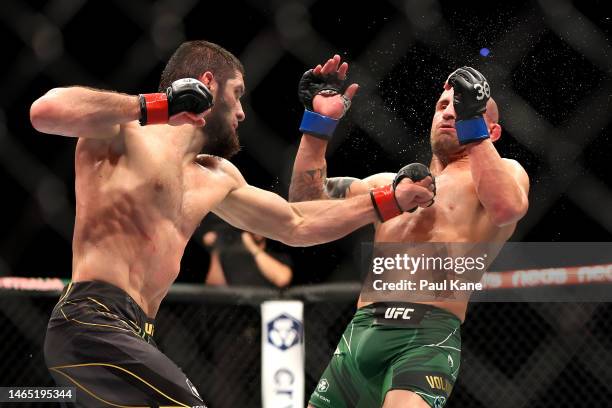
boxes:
[213,161,433,247]
[216,182,433,247]
[214,182,378,247]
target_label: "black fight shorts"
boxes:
[44,280,207,408]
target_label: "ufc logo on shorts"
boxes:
[384,307,415,320]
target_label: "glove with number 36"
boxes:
[446,66,491,145]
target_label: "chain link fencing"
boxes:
[2,0,612,280]
[1,283,611,407]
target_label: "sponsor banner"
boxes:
[261,301,304,408]
[481,264,612,289]
[0,277,67,291]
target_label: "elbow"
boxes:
[30,90,62,133]
[30,98,51,133]
[489,199,528,227]
[274,269,292,288]
[278,229,305,247]
[279,216,313,247]
[276,207,307,247]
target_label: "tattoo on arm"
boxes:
[289,166,328,202]
[325,177,357,199]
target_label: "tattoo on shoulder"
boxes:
[325,177,357,199]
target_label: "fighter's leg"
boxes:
[383,390,431,408]
[45,304,206,408]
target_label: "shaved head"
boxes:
[484,98,499,125]
[430,88,502,165]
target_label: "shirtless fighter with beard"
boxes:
[30,42,434,407]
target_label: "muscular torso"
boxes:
[357,161,516,321]
[72,123,232,317]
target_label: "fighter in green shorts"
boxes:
[309,303,460,408]
[289,55,529,407]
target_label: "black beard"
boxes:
[202,97,241,159]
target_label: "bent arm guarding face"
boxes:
[30,87,140,139]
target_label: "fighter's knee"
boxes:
[382,389,431,408]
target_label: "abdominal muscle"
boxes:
[68,128,227,318]
[71,218,188,318]
[355,188,499,323]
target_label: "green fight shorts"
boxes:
[309,302,461,408]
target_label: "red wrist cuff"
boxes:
[139,93,168,125]
[370,185,402,222]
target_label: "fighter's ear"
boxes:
[198,71,214,89]
[489,123,502,142]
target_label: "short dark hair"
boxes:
[158,40,244,91]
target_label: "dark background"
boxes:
[1,0,611,285]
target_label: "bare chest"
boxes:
[149,162,235,236]
[376,173,484,242]
[76,158,230,239]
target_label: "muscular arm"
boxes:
[30,87,140,138]
[214,182,377,247]
[289,135,366,201]
[211,155,432,244]
[466,140,529,226]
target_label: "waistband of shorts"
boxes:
[358,302,461,326]
[57,280,155,333]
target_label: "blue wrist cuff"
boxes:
[455,117,490,145]
[299,110,339,140]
